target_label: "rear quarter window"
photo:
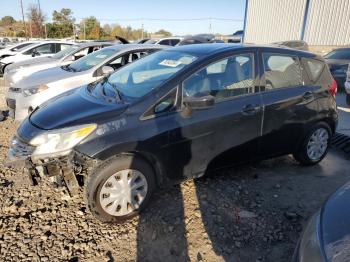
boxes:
[302,58,325,82]
[263,53,303,90]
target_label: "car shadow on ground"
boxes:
[133,148,350,262]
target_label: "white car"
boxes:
[6,44,167,120]
[4,42,112,88]
[144,37,183,46]
[0,41,75,74]
[0,41,36,59]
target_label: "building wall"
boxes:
[304,0,350,45]
[244,0,350,46]
[244,0,306,44]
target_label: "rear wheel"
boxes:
[293,122,331,165]
[85,155,156,223]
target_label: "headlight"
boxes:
[29,124,97,160]
[297,211,326,262]
[22,84,49,97]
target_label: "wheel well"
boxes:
[116,151,165,188]
[322,118,336,135]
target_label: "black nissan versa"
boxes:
[8,44,338,222]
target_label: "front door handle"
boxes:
[303,91,314,100]
[241,104,261,115]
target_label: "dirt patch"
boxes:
[0,118,349,261]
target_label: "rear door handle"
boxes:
[302,91,314,100]
[241,104,261,115]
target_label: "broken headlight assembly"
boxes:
[29,124,97,160]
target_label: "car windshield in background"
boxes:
[106,50,197,99]
[68,48,116,72]
[324,49,350,59]
[144,39,158,44]
[10,42,33,51]
[52,45,79,59]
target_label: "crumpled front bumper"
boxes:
[7,136,94,195]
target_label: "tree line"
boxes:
[0,6,172,40]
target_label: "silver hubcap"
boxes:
[307,128,329,161]
[99,169,148,216]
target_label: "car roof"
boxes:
[168,43,317,58]
[19,41,76,52]
[106,44,169,52]
[77,41,113,48]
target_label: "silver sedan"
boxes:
[6,44,167,121]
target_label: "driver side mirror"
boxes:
[32,50,40,57]
[181,95,215,118]
[101,65,114,76]
[183,95,215,109]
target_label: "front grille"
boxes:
[9,87,21,93]
[8,136,35,159]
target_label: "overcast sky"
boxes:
[0,0,246,35]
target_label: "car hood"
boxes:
[321,181,350,261]
[7,56,57,71]
[28,86,128,130]
[16,66,75,88]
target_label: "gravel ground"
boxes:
[0,79,350,261]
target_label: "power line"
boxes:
[76,17,243,22]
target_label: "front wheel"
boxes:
[85,155,156,223]
[293,122,331,166]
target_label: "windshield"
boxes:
[68,47,116,72]
[106,50,197,99]
[324,49,350,60]
[52,45,79,59]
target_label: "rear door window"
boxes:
[263,53,302,90]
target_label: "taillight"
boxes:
[329,79,337,98]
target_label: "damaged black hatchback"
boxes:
[8,44,338,222]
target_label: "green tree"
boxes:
[155,29,172,37]
[79,16,101,39]
[0,16,16,26]
[47,8,75,38]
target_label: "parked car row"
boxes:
[6,44,165,120]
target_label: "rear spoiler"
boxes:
[115,36,129,44]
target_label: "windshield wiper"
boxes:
[61,64,76,72]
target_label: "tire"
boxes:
[346,94,350,106]
[293,122,332,166]
[85,155,156,223]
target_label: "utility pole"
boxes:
[141,23,144,39]
[209,17,212,34]
[37,0,42,37]
[19,0,27,39]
